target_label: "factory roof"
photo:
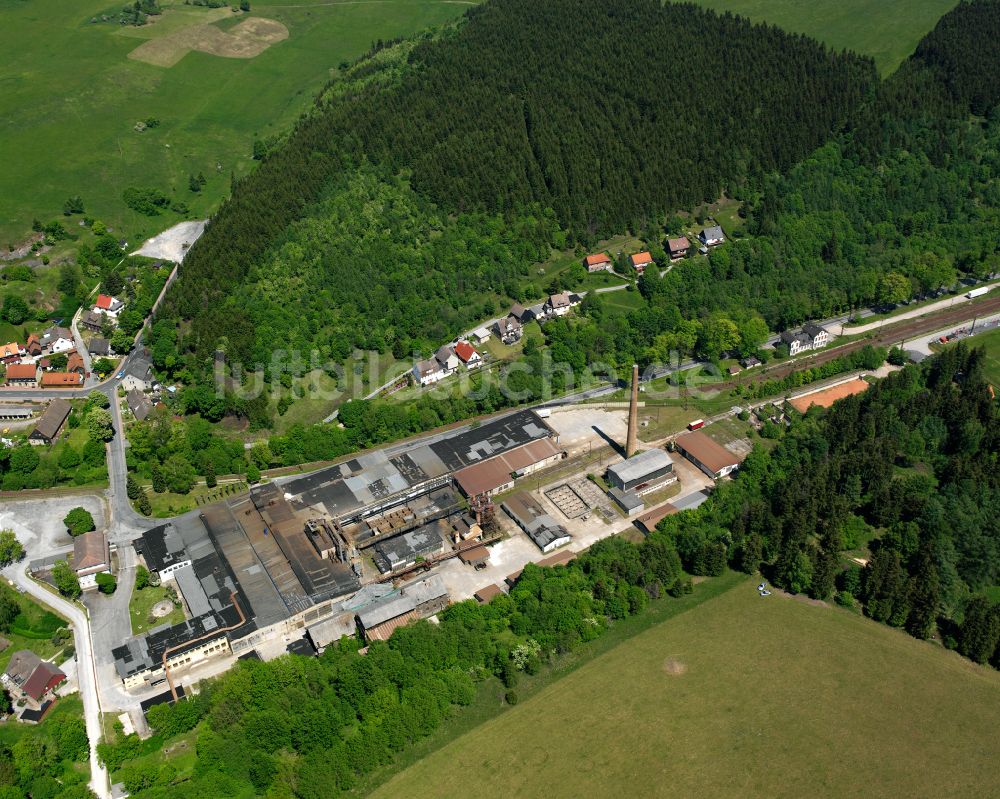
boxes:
[607,449,674,484]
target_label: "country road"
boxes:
[3,564,109,799]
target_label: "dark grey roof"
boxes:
[802,322,827,339]
[88,337,111,355]
[30,399,71,442]
[700,225,725,241]
[372,528,443,573]
[138,523,191,573]
[126,389,153,421]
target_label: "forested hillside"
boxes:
[162,0,877,366]
[661,343,1000,658]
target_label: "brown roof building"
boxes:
[29,399,72,445]
[453,438,563,497]
[74,530,111,589]
[4,363,37,385]
[674,431,743,479]
[2,650,66,702]
[474,584,505,603]
[40,372,83,388]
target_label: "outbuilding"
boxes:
[674,430,742,479]
[606,449,675,494]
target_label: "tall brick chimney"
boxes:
[626,363,639,458]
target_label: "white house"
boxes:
[454,341,482,369]
[41,327,74,355]
[94,294,125,319]
[779,323,831,356]
[435,345,460,373]
[545,292,572,317]
[413,358,447,386]
[699,226,725,247]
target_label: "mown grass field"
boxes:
[690,0,956,75]
[373,580,1000,799]
[0,0,474,243]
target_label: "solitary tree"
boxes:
[63,507,96,536]
[51,560,81,599]
[0,530,24,567]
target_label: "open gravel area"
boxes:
[132,219,207,263]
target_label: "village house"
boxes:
[66,352,85,375]
[779,323,830,356]
[494,315,523,345]
[2,651,66,712]
[0,343,23,364]
[127,388,154,421]
[121,356,154,392]
[667,236,691,260]
[40,326,74,355]
[545,291,573,317]
[74,530,111,590]
[584,252,612,272]
[699,225,726,247]
[79,309,108,333]
[741,355,762,369]
[630,251,654,274]
[94,294,124,318]
[4,363,38,387]
[508,303,535,325]
[40,372,83,388]
[413,358,446,386]
[88,337,111,357]
[435,344,460,373]
[454,341,483,369]
[24,335,41,357]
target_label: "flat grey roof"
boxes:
[607,449,673,483]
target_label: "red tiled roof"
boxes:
[585,253,611,266]
[40,372,83,387]
[454,341,479,362]
[0,343,20,359]
[95,294,115,310]
[4,363,36,381]
[630,251,653,266]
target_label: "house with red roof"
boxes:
[2,650,66,707]
[94,294,124,318]
[40,371,83,388]
[454,341,482,369]
[3,362,37,386]
[24,334,41,357]
[584,252,612,273]
[0,342,23,364]
[667,237,691,260]
[630,251,654,274]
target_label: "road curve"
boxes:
[4,565,109,799]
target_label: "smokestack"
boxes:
[626,363,639,458]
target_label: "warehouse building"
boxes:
[674,431,742,479]
[502,493,572,554]
[452,437,564,498]
[372,528,445,573]
[356,574,450,642]
[606,448,675,495]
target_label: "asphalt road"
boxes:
[4,563,110,799]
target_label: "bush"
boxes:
[504,690,518,705]
[95,573,117,595]
[63,507,96,536]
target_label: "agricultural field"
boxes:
[373,579,1000,799]
[690,0,957,74]
[0,0,475,244]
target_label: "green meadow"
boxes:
[0,0,474,244]
[373,580,1000,799]
[689,0,957,75]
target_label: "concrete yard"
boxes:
[544,407,629,456]
[0,494,107,559]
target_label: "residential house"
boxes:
[40,372,83,388]
[0,343,23,364]
[40,326,74,355]
[545,291,572,317]
[508,303,535,325]
[630,251,654,274]
[3,363,37,387]
[66,352,85,375]
[413,358,446,386]
[494,315,523,345]
[435,345,460,373]
[584,252,612,272]
[667,236,691,260]
[74,530,111,590]
[727,364,741,376]
[88,337,111,357]
[127,388,154,421]
[79,309,108,333]
[24,335,41,357]
[2,651,66,707]
[779,323,830,357]
[121,356,154,392]
[699,226,725,247]
[94,294,124,318]
[741,355,762,369]
[454,341,482,369]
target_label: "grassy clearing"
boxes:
[689,0,956,75]
[128,583,184,636]
[0,582,69,671]
[354,571,746,796]
[374,577,1000,799]
[0,0,474,242]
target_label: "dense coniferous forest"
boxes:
[161,0,877,366]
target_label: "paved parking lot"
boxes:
[0,494,107,561]
[545,408,628,456]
